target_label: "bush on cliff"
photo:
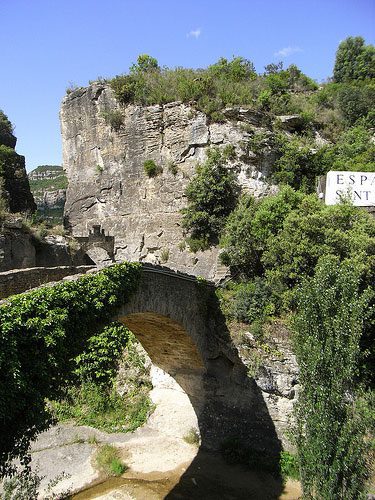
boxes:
[109,54,315,120]
[181,148,240,249]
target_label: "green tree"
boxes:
[263,195,375,293]
[131,54,159,73]
[220,186,304,276]
[292,255,374,499]
[0,110,15,149]
[207,56,256,82]
[181,148,240,248]
[333,36,375,83]
[271,135,327,192]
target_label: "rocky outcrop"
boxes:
[61,84,277,279]
[28,165,67,221]
[235,322,299,449]
[0,117,36,214]
[0,218,85,272]
[0,221,35,271]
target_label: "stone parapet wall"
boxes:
[0,265,95,299]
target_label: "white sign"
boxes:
[324,171,375,206]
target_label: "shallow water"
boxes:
[73,450,301,500]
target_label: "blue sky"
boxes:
[0,0,374,172]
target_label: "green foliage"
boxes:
[0,110,14,148]
[108,55,267,120]
[312,80,375,137]
[271,134,325,192]
[51,327,153,433]
[181,148,240,245]
[292,256,374,498]
[0,262,141,475]
[317,124,375,171]
[95,444,128,476]
[29,175,68,191]
[102,110,124,131]
[73,322,131,385]
[263,196,375,293]
[51,379,152,433]
[218,278,275,324]
[220,186,375,329]
[183,428,200,446]
[2,469,41,499]
[143,159,162,177]
[207,56,256,82]
[279,451,299,481]
[333,36,375,83]
[160,248,169,263]
[220,186,303,277]
[130,54,159,74]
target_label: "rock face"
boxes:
[28,165,67,222]
[236,323,299,449]
[0,120,36,214]
[0,147,36,213]
[61,84,277,279]
[0,219,85,272]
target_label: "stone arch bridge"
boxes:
[117,264,282,458]
[0,262,284,459]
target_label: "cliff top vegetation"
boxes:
[107,37,374,141]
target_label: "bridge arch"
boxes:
[113,264,281,456]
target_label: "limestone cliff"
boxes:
[28,165,67,222]
[61,83,277,279]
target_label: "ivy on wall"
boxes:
[0,262,141,475]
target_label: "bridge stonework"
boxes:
[0,262,284,459]
[116,264,282,455]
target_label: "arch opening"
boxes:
[118,312,206,441]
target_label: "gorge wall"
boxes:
[0,117,36,214]
[61,83,277,279]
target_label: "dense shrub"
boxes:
[221,187,375,321]
[263,196,375,293]
[109,54,317,120]
[317,124,375,172]
[333,36,375,83]
[270,135,326,192]
[0,262,141,475]
[293,256,374,498]
[102,110,123,131]
[95,444,128,476]
[143,159,162,177]
[181,148,240,247]
[218,278,275,324]
[220,186,304,276]
[73,322,131,385]
[0,110,14,148]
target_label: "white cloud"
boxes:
[274,46,302,58]
[187,28,201,39]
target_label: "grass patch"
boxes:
[160,248,169,263]
[183,428,200,446]
[144,159,162,177]
[50,381,153,433]
[280,451,300,481]
[95,444,128,477]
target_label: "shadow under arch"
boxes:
[115,266,285,498]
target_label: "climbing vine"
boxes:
[0,262,141,475]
